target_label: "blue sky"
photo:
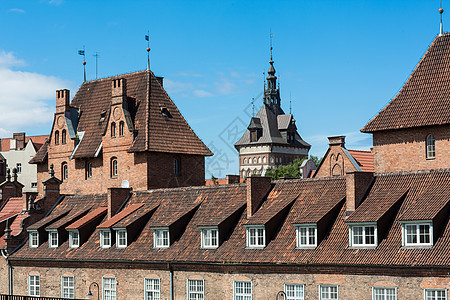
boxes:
[0,0,444,178]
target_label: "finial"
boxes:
[49,163,55,178]
[6,168,11,182]
[78,46,86,82]
[12,168,17,182]
[4,219,11,239]
[145,32,150,70]
[270,31,274,61]
[252,97,255,117]
[440,0,444,36]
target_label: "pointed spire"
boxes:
[145,32,151,70]
[440,3,444,36]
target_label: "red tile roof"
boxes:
[347,150,374,172]
[66,206,107,230]
[362,33,450,132]
[0,135,49,152]
[29,139,48,164]
[97,203,144,229]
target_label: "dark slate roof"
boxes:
[29,139,48,164]
[235,104,310,148]
[11,170,450,267]
[362,33,450,133]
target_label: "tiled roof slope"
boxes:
[347,150,374,172]
[29,139,48,163]
[67,70,211,158]
[10,170,450,267]
[362,33,450,132]
[0,197,25,248]
[0,135,48,152]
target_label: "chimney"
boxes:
[107,187,131,219]
[156,76,164,87]
[328,136,346,148]
[345,171,373,215]
[111,78,127,105]
[13,133,25,149]
[246,176,272,218]
[1,169,22,202]
[42,164,62,213]
[56,89,70,114]
[226,174,240,184]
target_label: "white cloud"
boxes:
[0,51,71,136]
[193,89,214,98]
[8,8,25,13]
[48,0,64,6]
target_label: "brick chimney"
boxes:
[42,164,62,213]
[345,171,373,215]
[246,176,272,218]
[107,187,131,219]
[111,78,127,105]
[328,136,346,148]
[226,175,240,184]
[0,168,23,202]
[22,192,37,211]
[13,133,25,149]
[56,89,70,114]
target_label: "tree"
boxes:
[265,155,323,180]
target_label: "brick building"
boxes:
[235,53,310,177]
[30,70,212,196]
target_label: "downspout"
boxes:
[1,249,12,295]
[168,263,173,300]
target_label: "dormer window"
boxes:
[250,130,258,142]
[29,231,39,248]
[246,226,265,248]
[69,230,79,248]
[401,222,433,247]
[426,134,435,159]
[116,229,127,248]
[100,230,111,248]
[154,229,170,248]
[48,230,58,248]
[200,227,219,249]
[349,224,377,248]
[295,225,317,248]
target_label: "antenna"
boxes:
[440,1,444,36]
[252,97,255,117]
[93,52,99,79]
[270,30,274,60]
[145,31,150,70]
[78,46,86,82]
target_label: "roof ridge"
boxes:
[134,183,246,194]
[82,70,150,84]
[375,168,450,177]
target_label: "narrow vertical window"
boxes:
[61,276,75,299]
[116,230,127,248]
[144,278,160,300]
[86,162,92,179]
[102,277,117,300]
[174,158,180,176]
[187,279,204,300]
[62,129,67,144]
[100,230,111,248]
[62,162,68,180]
[55,130,60,145]
[49,231,58,248]
[16,163,22,173]
[29,231,39,248]
[119,121,125,137]
[111,122,116,138]
[111,157,118,178]
[28,274,40,296]
[426,134,435,159]
[69,231,79,248]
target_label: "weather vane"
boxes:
[145,31,150,70]
[270,30,274,60]
[78,46,86,82]
[440,0,444,36]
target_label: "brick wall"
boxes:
[372,124,450,173]
[0,259,8,294]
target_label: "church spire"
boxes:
[263,39,281,113]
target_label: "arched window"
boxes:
[242,170,245,177]
[55,131,59,145]
[263,157,267,164]
[243,158,247,164]
[246,170,251,177]
[61,129,67,144]
[174,158,181,176]
[258,157,262,164]
[119,121,125,137]
[61,162,68,180]
[426,134,435,159]
[253,157,257,164]
[111,122,116,138]
[111,157,118,178]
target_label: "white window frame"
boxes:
[294,224,317,248]
[16,163,21,173]
[61,275,75,299]
[68,230,79,248]
[187,279,204,300]
[372,287,397,300]
[348,223,377,248]
[425,289,447,300]
[48,229,59,248]
[29,230,39,248]
[28,274,40,296]
[100,230,112,248]
[116,229,127,248]
[102,277,117,300]
[153,228,170,248]
[233,280,252,300]
[319,285,339,300]
[144,278,160,300]
[426,134,436,159]
[245,225,265,248]
[285,283,305,300]
[401,221,433,247]
[200,227,219,249]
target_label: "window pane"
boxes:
[406,225,417,244]
[365,226,375,245]
[420,225,430,244]
[308,228,316,245]
[353,226,363,245]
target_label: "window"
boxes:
[349,225,377,247]
[426,134,435,159]
[62,162,68,180]
[402,223,433,247]
[86,162,92,179]
[285,284,304,300]
[174,158,181,176]
[62,129,67,144]
[187,279,204,300]
[28,274,40,296]
[201,228,219,249]
[111,158,118,178]
[154,229,170,248]
[296,225,317,248]
[100,230,111,248]
[145,278,160,300]
[263,157,267,164]
[31,182,37,188]
[16,163,21,173]
[102,277,117,300]
[116,229,127,248]
[29,231,39,248]
[246,226,265,248]
[250,130,257,142]
[111,122,116,138]
[425,289,447,300]
[55,130,60,145]
[49,230,58,248]
[252,157,257,164]
[243,158,247,164]
[373,287,397,300]
[119,121,124,137]
[69,231,79,248]
[234,281,252,300]
[320,285,338,300]
[61,276,75,299]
